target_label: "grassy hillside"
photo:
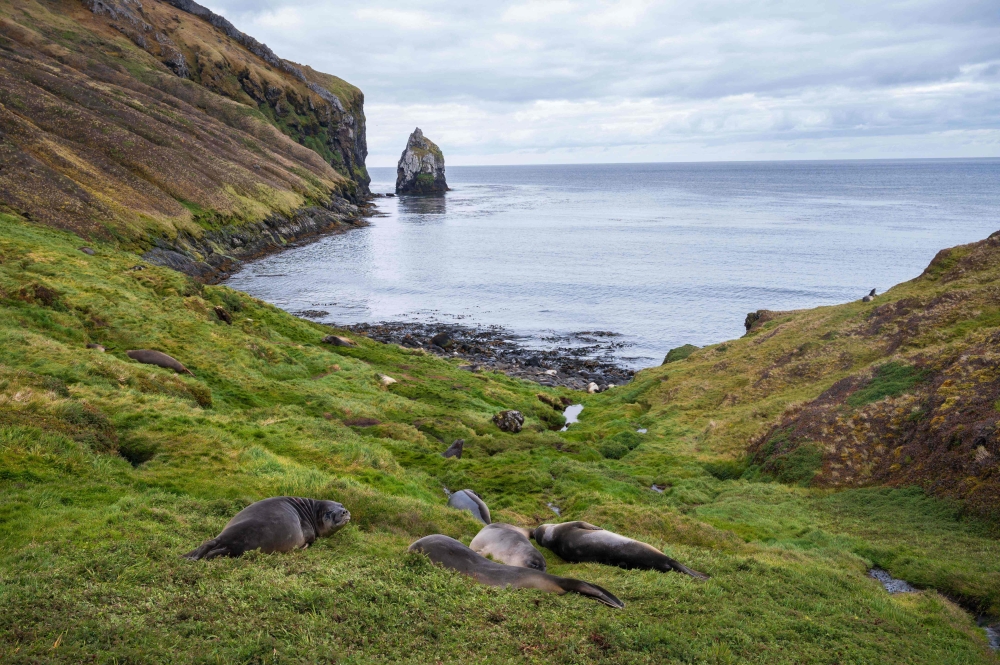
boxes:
[1,213,999,663]
[0,0,367,249]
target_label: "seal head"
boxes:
[409,534,623,608]
[534,521,707,579]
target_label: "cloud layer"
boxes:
[205,0,1000,165]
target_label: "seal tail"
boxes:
[558,577,625,609]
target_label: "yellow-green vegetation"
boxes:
[2,210,1000,663]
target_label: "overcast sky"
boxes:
[204,0,1000,166]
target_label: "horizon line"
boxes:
[366,155,1000,169]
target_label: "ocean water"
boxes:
[227,159,1000,369]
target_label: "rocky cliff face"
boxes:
[396,128,448,195]
[0,0,370,278]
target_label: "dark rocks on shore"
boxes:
[493,410,524,433]
[396,128,448,195]
[345,320,634,391]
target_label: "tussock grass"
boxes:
[0,217,998,662]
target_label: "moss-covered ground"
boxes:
[1,216,998,663]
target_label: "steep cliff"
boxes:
[0,0,369,278]
[396,127,448,195]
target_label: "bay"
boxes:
[226,159,1000,369]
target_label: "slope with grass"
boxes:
[1,211,999,662]
[0,0,368,279]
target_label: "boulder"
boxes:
[430,332,453,349]
[395,128,448,195]
[492,410,524,433]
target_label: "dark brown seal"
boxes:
[408,535,623,608]
[441,439,464,459]
[184,496,350,560]
[126,350,194,375]
[470,523,546,571]
[533,521,708,579]
[447,489,491,524]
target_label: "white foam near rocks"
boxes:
[560,404,583,431]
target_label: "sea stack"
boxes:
[396,128,448,195]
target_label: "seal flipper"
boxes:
[556,577,625,609]
[667,558,709,580]
[183,539,220,560]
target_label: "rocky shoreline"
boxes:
[339,319,635,391]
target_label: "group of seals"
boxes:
[184,496,350,560]
[408,535,624,608]
[182,493,704,611]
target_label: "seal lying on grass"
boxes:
[184,497,350,560]
[408,535,624,608]
[126,349,194,375]
[447,489,491,524]
[470,523,546,571]
[533,521,708,579]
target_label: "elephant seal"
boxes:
[470,523,546,571]
[126,349,194,375]
[184,496,350,560]
[447,489,491,524]
[441,439,464,459]
[408,535,623,608]
[534,521,708,579]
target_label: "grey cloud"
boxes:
[202,0,999,163]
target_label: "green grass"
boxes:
[847,362,928,407]
[0,217,997,663]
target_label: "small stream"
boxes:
[869,568,998,651]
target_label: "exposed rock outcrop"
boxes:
[141,196,364,282]
[396,128,448,195]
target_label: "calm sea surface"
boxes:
[227,159,1000,369]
